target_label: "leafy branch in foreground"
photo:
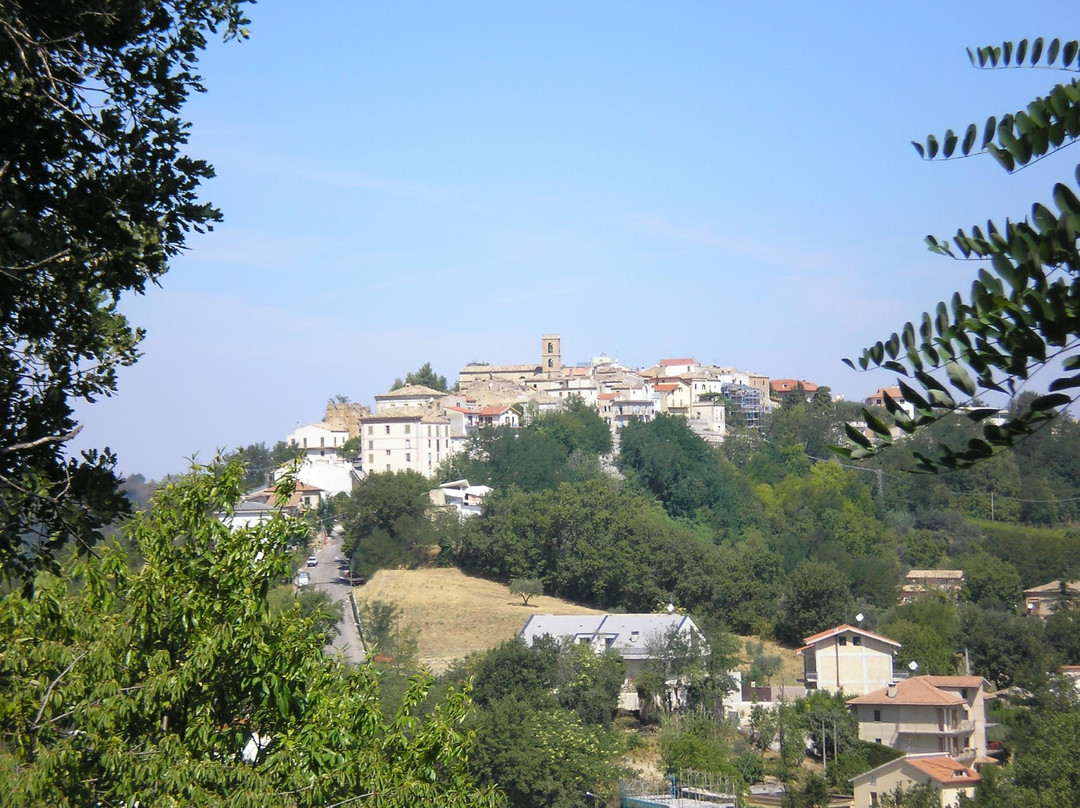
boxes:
[0,459,503,807]
[839,39,1080,472]
[0,0,253,584]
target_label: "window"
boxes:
[874,709,881,722]
[548,358,553,367]
[838,637,847,646]
[405,453,411,462]
[368,454,373,464]
[852,636,862,646]
[320,436,325,447]
[386,450,391,456]
[548,341,553,352]
[405,439,411,448]
[367,426,373,435]
[368,440,373,450]
[385,425,391,434]
[302,437,307,448]
[404,424,411,434]
[428,440,431,448]
[386,464,391,472]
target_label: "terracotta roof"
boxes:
[1023,579,1080,595]
[361,407,449,424]
[921,675,987,692]
[802,624,901,648]
[905,756,980,785]
[445,405,512,416]
[654,383,679,392]
[659,357,696,366]
[598,393,618,400]
[847,676,964,707]
[771,378,819,393]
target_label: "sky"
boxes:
[70,2,1079,479]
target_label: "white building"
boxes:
[520,613,707,711]
[286,422,350,459]
[360,408,454,477]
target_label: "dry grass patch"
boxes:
[735,635,804,686]
[353,568,603,673]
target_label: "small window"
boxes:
[385,425,390,434]
[405,439,411,449]
[368,454,373,464]
[404,424,411,434]
[302,438,308,448]
[367,426,373,435]
[548,358,554,367]
[874,709,881,722]
[961,688,968,699]
[838,637,847,646]
[385,464,391,471]
[320,437,325,447]
[852,636,862,646]
[386,449,390,456]
[405,453,411,462]
[368,440,373,450]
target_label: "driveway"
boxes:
[307,537,366,664]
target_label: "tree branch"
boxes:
[0,425,83,455]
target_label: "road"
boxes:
[306,537,366,665]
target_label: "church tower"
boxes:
[541,333,562,372]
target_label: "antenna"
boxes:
[855,612,865,624]
[666,603,675,614]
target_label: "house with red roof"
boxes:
[847,676,990,762]
[851,753,980,808]
[798,624,901,695]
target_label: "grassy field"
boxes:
[353,567,804,679]
[353,568,604,672]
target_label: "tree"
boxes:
[838,39,1080,472]
[0,1,256,584]
[509,577,543,606]
[775,560,854,645]
[391,362,448,392]
[339,469,436,576]
[0,459,503,806]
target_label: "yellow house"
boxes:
[851,754,979,808]
[847,676,989,763]
[798,624,901,695]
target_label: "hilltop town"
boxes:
[274,332,909,499]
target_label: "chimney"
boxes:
[886,683,898,699]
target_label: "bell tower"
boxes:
[541,333,562,372]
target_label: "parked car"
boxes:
[306,555,318,567]
[297,571,310,587]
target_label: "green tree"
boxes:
[775,560,854,645]
[509,577,543,606]
[391,362,448,392]
[339,469,436,576]
[839,39,1080,471]
[0,1,258,584]
[1012,706,1080,807]
[0,459,502,806]
[961,551,1023,610]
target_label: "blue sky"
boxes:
[71,2,1079,478]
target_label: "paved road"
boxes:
[306,537,366,664]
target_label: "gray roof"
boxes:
[519,613,702,660]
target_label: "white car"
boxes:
[306,555,318,567]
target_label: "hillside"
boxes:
[353,568,605,672]
[353,567,803,680]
